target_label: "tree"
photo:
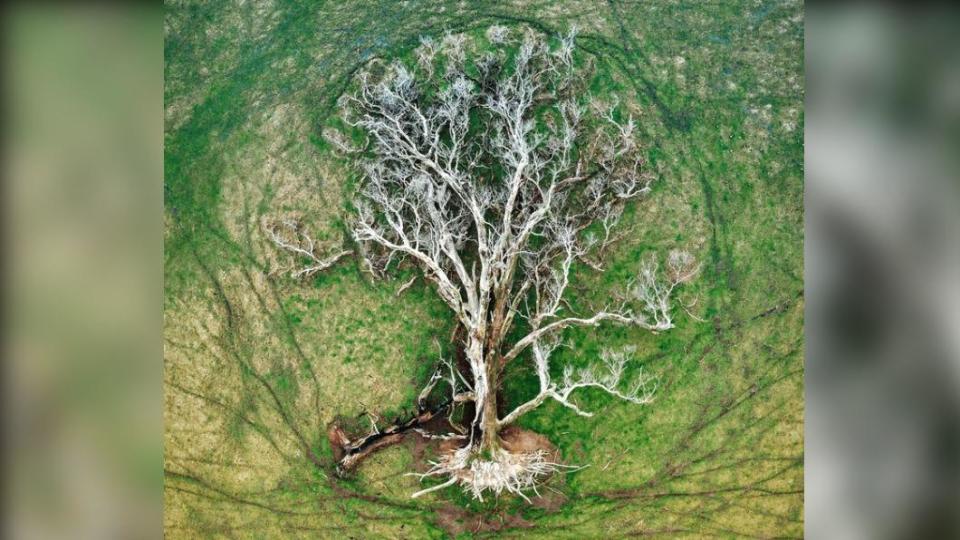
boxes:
[269,25,698,501]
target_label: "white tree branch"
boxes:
[264,219,352,278]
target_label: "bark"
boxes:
[332,398,454,475]
[478,360,501,453]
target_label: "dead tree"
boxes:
[270,26,698,500]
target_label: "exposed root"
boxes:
[411,446,583,502]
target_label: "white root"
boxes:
[410,447,584,502]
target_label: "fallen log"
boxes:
[330,398,455,475]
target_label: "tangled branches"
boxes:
[267,25,701,500]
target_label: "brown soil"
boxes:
[530,487,568,512]
[435,504,534,536]
[433,425,559,460]
[438,436,466,454]
[499,425,560,461]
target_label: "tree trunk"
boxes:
[478,357,501,453]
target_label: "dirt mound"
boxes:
[499,426,559,461]
[437,436,466,454]
[433,426,560,460]
[433,426,559,459]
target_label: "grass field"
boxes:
[164,0,803,537]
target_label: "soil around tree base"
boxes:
[436,425,560,461]
[499,425,560,461]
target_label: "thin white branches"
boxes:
[631,249,700,330]
[503,250,697,364]
[486,25,510,44]
[501,341,657,426]
[395,274,417,296]
[552,346,657,415]
[264,219,352,278]
[322,127,361,154]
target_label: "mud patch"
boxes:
[500,425,560,462]
[435,504,534,536]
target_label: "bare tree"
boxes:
[270,26,698,500]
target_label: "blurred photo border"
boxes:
[1,2,958,539]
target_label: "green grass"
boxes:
[164,0,803,537]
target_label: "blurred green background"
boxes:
[4,4,160,539]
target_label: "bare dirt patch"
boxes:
[435,503,535,536]
[500,426,560,461]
